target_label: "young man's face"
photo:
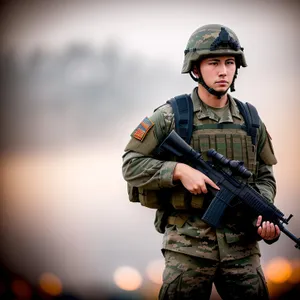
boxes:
[198,56,236,93]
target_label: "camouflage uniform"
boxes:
[122,24,277,299]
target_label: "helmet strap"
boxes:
[189,70,228,99]
[230,68,239,92]
[198,76,228,99]
[189,66,240,98]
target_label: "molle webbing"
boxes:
[192,133,256,174]
[165,95,260,212]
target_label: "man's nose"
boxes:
[218,63,227,76]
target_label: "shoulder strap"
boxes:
[234,98,260,145]
[165,95,260,146]
[167,94,193,144]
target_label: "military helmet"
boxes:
[181,24,247,74]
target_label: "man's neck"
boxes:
[197,85,228,108]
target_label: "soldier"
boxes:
[122,24,281,300]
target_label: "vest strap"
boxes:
[166,96,260,146]
[234,99,260,145]
[167,94,194,144]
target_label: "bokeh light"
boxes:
[11,279,32,299]
[38,272,63,296]
[145,259,164,285]
[113,266,143,291]
[288,259,300,284]
[265,257,293,284]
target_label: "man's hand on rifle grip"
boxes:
[256,215,281,241]
[173,163,220,195]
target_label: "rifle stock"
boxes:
[159,130,300,249]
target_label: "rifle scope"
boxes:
[207,149,252,179]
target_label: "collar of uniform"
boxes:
[191,88,242,122]
[191,87,202,113]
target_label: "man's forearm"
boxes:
[252,163,276,203]
[122,151,177,189]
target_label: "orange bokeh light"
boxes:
[288,259,300,284]
[146,259,164,285]
[38,272,63,296]
[113,266,142,291]
[265,257,292,284]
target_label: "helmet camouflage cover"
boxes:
[182,24,247,74]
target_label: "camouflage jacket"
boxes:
[122,87,277,262]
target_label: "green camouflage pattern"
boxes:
[160,90,276,260]
[122,87,277,262]
[163,213,261,262]
[182,24,247,73]
[159,250,269,299]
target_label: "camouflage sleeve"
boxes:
[253,163,276,203]
[253,121,277,204]
[122,104,177,190]
[251,120,280,244]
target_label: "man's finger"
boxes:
[257,226,262,235]
[269,223,275,239]
[198,182,207,194]
[256,215,262,227]
[265,221,271,239]
[275,225,281,237]
[260,221,266,238]
[204,176,220,190]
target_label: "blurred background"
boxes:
[0,0,299,299]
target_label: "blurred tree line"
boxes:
[0,42,189,152]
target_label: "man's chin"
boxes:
[214,87,229,93]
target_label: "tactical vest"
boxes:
[170,112,258,211]
[136,94,261,213]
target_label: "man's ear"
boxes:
[192,64,200,78]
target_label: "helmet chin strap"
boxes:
[198,77,228,99]
[189,68,238,99]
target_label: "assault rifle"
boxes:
[159,130,300,249]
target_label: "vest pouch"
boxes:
[170,186,207,210]
[128,182,169,209]
[170,185,190,210]
[137,187,161,208]
[154,209,170,233]
[137,187,172,209]
[127,183,139,202]
[190,194,205,209]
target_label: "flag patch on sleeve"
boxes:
[131,117,154,141]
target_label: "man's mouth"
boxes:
[216,80,228,84]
